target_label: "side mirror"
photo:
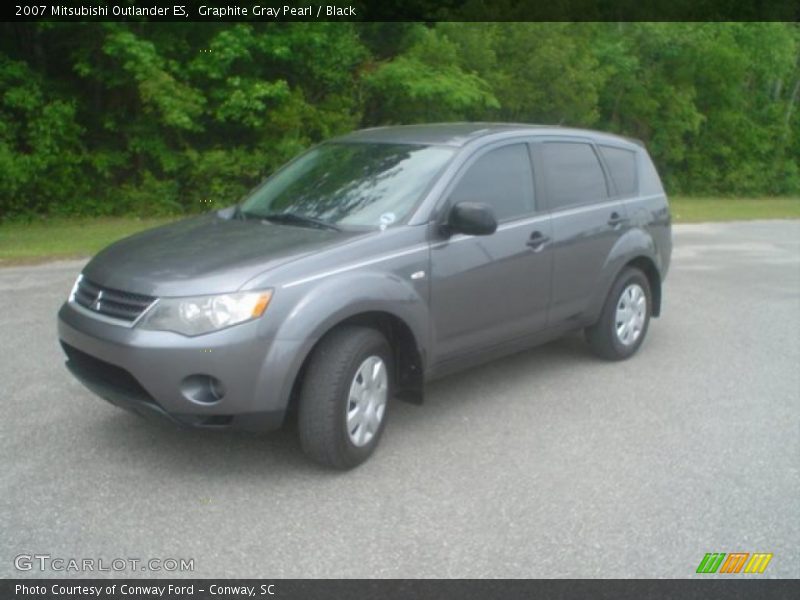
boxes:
[446,202,498,236]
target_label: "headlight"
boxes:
[68,273,83,302]
[139,290,272,336]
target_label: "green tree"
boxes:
[362,26,499,124]
[1,21,798,221]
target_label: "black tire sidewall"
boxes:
[329,331,393,466]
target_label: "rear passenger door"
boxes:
[430,142,553,363]
[532,139,628,324]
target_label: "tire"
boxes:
[298,326,393,469]
[586,267,652,361]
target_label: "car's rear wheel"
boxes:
[586,267,652,360]
[298,326,392,469]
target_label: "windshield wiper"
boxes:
[259,212,341,231]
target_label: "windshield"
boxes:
[239,142,454,228]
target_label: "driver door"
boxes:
[429,142,553,364]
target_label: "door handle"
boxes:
[608,211,628,228]
[526,231,550,252]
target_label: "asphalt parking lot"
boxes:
[1,220,798,578]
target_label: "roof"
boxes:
[335,122,640,148]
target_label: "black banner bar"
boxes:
[3,0,800,22]
[3,579,800,600]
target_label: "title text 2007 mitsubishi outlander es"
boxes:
[58,123,672,469]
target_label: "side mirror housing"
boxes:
[446,202,498,236]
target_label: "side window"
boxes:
[599,145,638,197]
[449,144,535,221]
[540,142,608,210]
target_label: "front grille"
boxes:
[73,277,155,323]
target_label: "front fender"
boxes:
[258,270,430,413]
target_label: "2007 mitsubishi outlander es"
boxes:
[58,123,672,469]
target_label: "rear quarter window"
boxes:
[638,150,667,195]
[599,145,638,197]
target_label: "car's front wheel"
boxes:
[298,326,392,469]
[586,267,652,360]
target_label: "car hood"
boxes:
[82,214,361,297]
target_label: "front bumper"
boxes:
[58,301,300,431]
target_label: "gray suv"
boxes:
[58,123,672,469]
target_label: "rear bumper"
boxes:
[58,301,299,432]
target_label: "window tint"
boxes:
[599,145,638,197]
[449,144,534,221]
[540,142,608,210]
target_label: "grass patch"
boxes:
[670,196,800,223]
[0,217,177,264]
[0,197,798,264]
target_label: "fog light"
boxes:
[181,374,226,404]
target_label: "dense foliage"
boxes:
[1,22,798,220]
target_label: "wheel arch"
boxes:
[264,270,430,419]
[591,253,662,320]
[286,310,425,417]
[588,228,664,322]
[625,255,662,317]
